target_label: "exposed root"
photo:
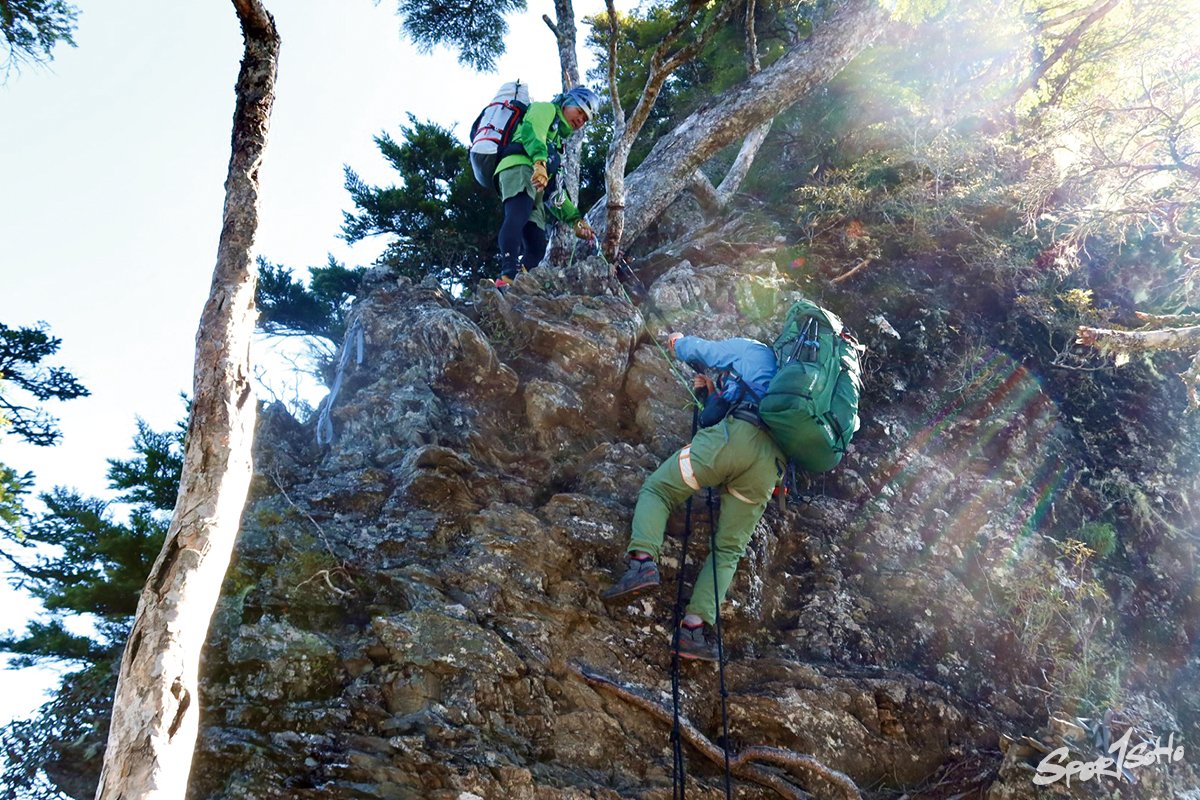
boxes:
[570,662,862,800]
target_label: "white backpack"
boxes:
[468,80,531,189]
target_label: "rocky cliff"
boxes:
[188,213,1200,799]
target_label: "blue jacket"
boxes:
[674,336,777,405]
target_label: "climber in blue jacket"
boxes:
[602,332,785,660]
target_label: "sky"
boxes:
[0,0,604,729]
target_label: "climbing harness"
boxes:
[316,316,364,445]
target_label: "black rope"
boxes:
[670,404,700,800]
[707,488,734,799]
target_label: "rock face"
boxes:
[189,219,1200,799]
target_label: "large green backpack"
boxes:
[757,300,864,472]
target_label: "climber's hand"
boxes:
[531,161,549,191]
[573,219,594,240]
[667,332,683,356]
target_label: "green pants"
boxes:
[627,418,784,625]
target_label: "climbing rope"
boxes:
[670,403,700,800]
[588,237,736,797]
[591,243,704,410]
[706,485,734,800]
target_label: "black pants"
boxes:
[498,193,548,279]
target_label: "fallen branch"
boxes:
[1075,322,1200,352]
[570,663,862,800]
[831,258,871,284]
[1076,323,1200,410]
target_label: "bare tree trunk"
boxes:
[713,0,771,207]
[94,2,278,797]
[688,171,723,216]
[542,0,585,263]
[714,120,771,205]
[588,0,889,249]
[602,0,742,259]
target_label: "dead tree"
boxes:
[542,0,586,262]
[93,2,278,797]
[689,0,772,211]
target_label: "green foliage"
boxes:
[0,321,89,446]
[0,663,112,800]
[11,491,166,621]
[0,0,79,78]
[105,416,185,512]
[0,462,31,535]
[256,255,365,344]
[341,115,500,288]
[395,0,526,72]
[0,415,183,797]
[584,1,814,174]
[1073,521,1118,559]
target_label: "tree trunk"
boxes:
[587,0,889,249]
[542,0,585,264]
[602,0,741,259]
[712,0,771,207]
[93,2,278,797]
[715,119,772,206]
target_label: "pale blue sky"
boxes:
[1,0,603,728]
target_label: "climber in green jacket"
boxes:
[494,86,601,287]
[602,333,786,661]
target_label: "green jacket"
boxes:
[495,101,582,224]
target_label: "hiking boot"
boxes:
[673,622,718,662]
[601,555,660,604]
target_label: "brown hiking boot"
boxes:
[601,555,660,604]
[673,622,718,662]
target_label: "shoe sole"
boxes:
[600,579,660,604]
[675,650,718,662]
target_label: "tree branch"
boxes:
[570,663,863,800]
[688,170,722,216]
[1076,323,1200,409]
[605,0,623,130]
[1005,0,1119,108]
[1076,322,1200,353]
[1134,311,1200,325]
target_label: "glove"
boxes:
[693,374,715,401]
[573,219,595,240]
[531,161,549,191]
[698,394,731,428]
